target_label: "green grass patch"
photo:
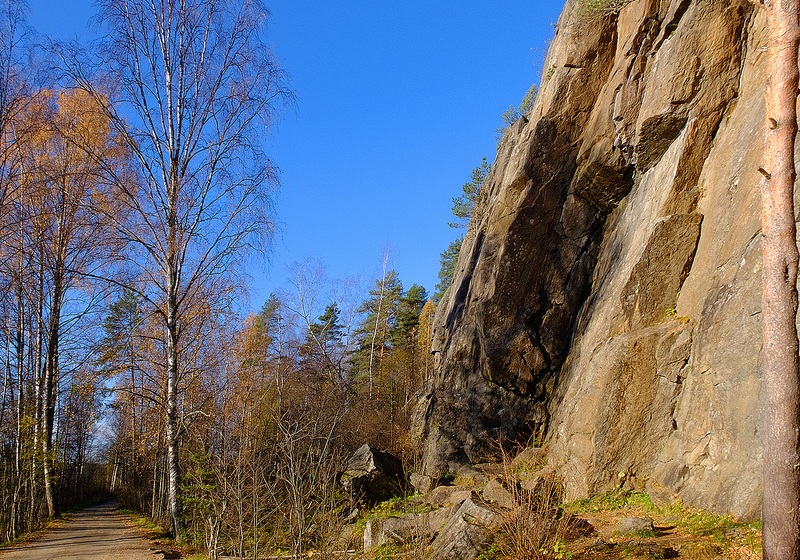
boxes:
[570,489,656,513]
[373,542,401,559]
[354,494,430,530]
[476,543,501,560]
[569,489,761,557]
[671,506,755,542]
[631,528,659,539]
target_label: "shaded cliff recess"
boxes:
[413,0,764,520]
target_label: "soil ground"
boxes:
[566,508,762,559]
[0,502,163,560]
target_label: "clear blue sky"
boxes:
[28,1,566,310]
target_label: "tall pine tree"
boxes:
[350,270,403,391]
[298,303,346,381]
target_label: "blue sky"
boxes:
[28,1,565,310]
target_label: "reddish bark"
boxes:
[762,1,800,559]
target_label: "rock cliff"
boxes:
[412,0,768,519]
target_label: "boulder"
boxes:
[423,486,474,508]
[451,464,489,486]
[409,472,434,494]
[511,447,547,472]
[429,497,502,560]
[363,507,453,551]
[482,479,515,510]
[340,444,407,506]
[618,516,655,534]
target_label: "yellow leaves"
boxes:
[57,89,121,158]
[239,312,272,362]
[8,86,132,251]
[12,87,125,186]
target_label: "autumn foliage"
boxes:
[0,2,438,556]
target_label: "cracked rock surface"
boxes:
[412,0,768,519]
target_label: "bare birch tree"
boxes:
[0,0,29,214]
[761,1,800,558]
[365,250,392,397]
[64,0,290,538]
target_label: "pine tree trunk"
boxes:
[762,1,800,558]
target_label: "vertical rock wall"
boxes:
[413,0,767,519]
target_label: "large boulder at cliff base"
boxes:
[340,444,408,506]
[429,497,502,560]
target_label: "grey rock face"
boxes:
[413,0,765,519]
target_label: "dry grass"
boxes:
[494,480,571,559]
[483,447,572,560]
[566,489,762,559]
[479,446,762,560]
[579,0,632,16]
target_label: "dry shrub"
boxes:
[488,447,572,559]
[580,0,632,15]
[493,478,571,559]
[572,0,633,26]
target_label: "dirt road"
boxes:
[0,502,164,559]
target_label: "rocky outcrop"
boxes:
[341,444,408,506]
[364,507,454,552]
[358,482,505,560]
[413,0,767,519]
[429,497,502,560]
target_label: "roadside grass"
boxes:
[115,507,206,559]
[0,496,111,549]
[115,507,170,539]
[0,517,66,550]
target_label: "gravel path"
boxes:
[0,502,164,559]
